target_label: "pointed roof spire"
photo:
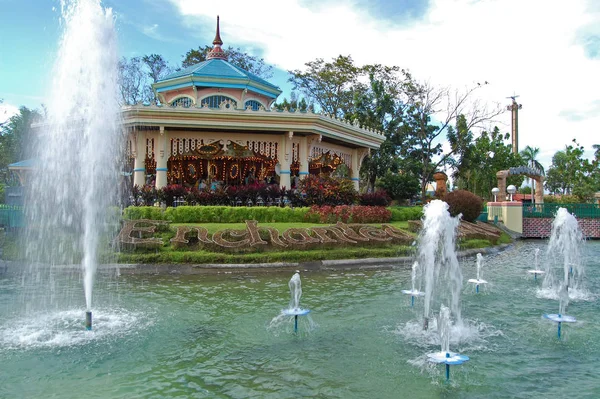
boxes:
[207,15,228,60]
[213,15,223,45]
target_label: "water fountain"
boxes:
[467,253,488,293]
[417,200,462,330]
[401,261,425,306]
[272,271,311,333]
[527,248,545,280]
[24,0,122,331]
[541,208,584,338]
[426,305,469,381]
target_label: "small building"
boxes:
[123,17,385,191]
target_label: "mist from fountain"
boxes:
[24,0,122,316]
[418,200,462,329]
[540,208,588,301]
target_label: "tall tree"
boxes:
[118,56,151,105]
[288,55,365,119]
[398,82,504,202]
[351,65,417,193]
[181,45,273,79]
[142,54,172,84]
[453,127,523,198]
[545,140,598,200]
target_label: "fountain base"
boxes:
[543,313,576,339]
[427,351,469,380]
[85,311,92,331]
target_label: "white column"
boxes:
[155,126,168,189]
[133,129,146,187]
[278,132,292,189]
[299,136,309,180]
[351,148,360,191]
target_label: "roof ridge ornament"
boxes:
[206,16,228,61]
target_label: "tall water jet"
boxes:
[25,0,122,329]
[417,200,462,330]
[541,208,583,338]
[542,208,585,297]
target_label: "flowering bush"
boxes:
[158,184,187,207]
[132,185,158,206]
[305,205,392,223]
[359,190,391,206]
[298,175,358,206]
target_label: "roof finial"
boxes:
[213,15,223,45]
[207,15,228,60]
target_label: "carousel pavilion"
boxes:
[124,17,385,191]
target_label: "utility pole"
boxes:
[506,95,522,154]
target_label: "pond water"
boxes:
[1,240,599,398]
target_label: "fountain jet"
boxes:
[416,200,462,330]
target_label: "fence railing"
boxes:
[523,203,600,219]
[0,205,24,229]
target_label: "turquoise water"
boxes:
[1,240,599,398]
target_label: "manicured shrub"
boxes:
[359,190,391,206]
[444,190,483,222]
[389,206,423,221]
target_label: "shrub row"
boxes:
[389,206,423,222]
[123,206,312,223]
[131,176,392,208]
[122,204,405,224]
[305,205,392,223]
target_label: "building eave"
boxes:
[121,105,385,149]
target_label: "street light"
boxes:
[491,187,500,202]
[507,185,517,201]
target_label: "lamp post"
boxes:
[491,187,499,202]
[507,185,517,201]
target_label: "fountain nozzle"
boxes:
[423,317,429,331]
[85,311,92,331]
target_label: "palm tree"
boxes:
[520,146,545,204]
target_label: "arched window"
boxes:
[244,100,263,111]
[201,95,237,109]
[170,97,193,108]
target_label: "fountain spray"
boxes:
[417,200,462,330]
[426,305,469,381]
[25,0,122,331]
[542,208,583,338]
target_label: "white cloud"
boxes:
[0,102,19,125]
[167,0,600,168]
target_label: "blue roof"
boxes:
[158,59,280,94]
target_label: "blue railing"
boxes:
[523,203,600,219]
[0,205,24,229]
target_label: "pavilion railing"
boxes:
[523,203,600,219]
[0,205,24,229]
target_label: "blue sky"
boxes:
[1,0,599,168]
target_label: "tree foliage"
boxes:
[181,45,273,79]
[0,106,41,183]
[118,54,172,105]
[545,140,599,201]
[453,127,523,198]
[288,55,365,119]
